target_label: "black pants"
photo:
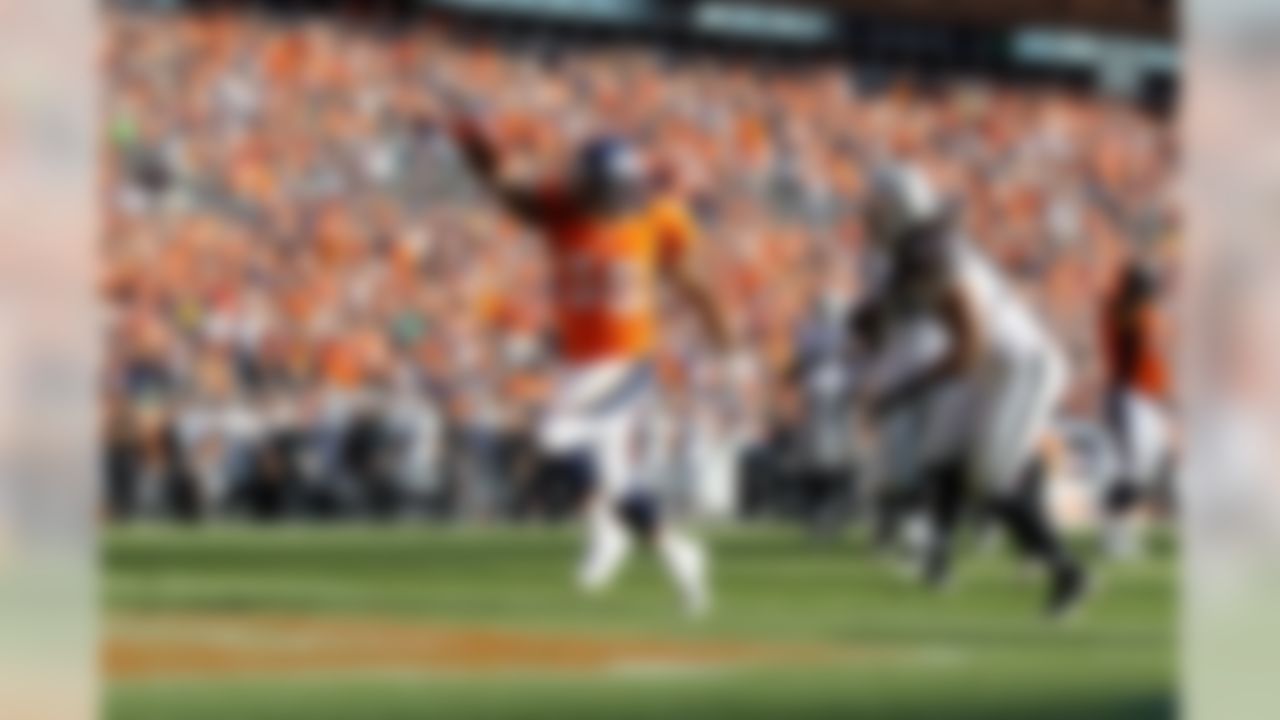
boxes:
[925,456,1074,578]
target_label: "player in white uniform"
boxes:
[859,163,1089,618]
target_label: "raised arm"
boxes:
[449,111,560,226]
[656,202,733,351]
[668,249,733,352]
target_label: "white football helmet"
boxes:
[865,162,945,246]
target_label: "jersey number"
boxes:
[560,253,649,313]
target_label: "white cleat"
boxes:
[682,579,713,620]
[662,535,712,620]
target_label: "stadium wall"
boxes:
[110,0,1177,111]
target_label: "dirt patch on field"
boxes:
[106,614,844,680]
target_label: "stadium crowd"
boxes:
[102,9,1176,521]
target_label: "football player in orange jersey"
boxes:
[450,109,731,617]
[1100,257,1174,559]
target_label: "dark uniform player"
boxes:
[1100,258,1174,558]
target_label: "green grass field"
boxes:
[104,524,1175,719]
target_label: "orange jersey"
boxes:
[537,194,697,363]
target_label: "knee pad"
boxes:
[616,492,660,539]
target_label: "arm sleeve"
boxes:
[503,180,573,228]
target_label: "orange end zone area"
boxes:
[106,615,857,680]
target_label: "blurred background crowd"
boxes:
[102,3,1177,522]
